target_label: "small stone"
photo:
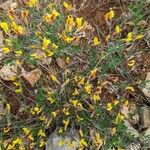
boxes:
[143,128,150,148]
[140,106,150,128]
[142,72,150,98]
[124,120,139,138]
[126,142,141,150]
[46,129,79,150]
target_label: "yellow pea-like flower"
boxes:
[76,17,83,28]
[0,22,9,33]
[93,37,100,46]
[63,1,72,11]
[2,47,11,54]
[127,60,135,67]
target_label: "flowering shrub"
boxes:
[0,0,145,150]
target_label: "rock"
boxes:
[143,128,150,148]
[142,72,150,98]
[46,129,79,150]
[121,106,129,119]
[126,142,141,150]
[124,120,139,138]
[0,64,17,81]
[121,103,139,125]
[140,106,150,128]
[22,68,41,86]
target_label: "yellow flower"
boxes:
[43,9,60,23]
[51,43,58,49]
[106,103,112,111]
[76,115,84,122]
[59,139,66,146]
[113,99,119,105]
[0,22,9,33]
[90,68,98,78]
[3,127,10,133]
[79,129,83,137]
[7,144,14,150]
[125,86,135,92]
[28,134,34,141]
[6,103,11,111]
[2,47,11,54]
[63,1,72,11]
[52,111,58,117]
[58,127,63,134]
[115,25,122,34]
[63,108,70,115]
[15,87,22,93]
[105,10,115,21]
[11,21,25,35]
[70,99,78,107]
[79,139,87,147]
[85,82,91,94]
[15,50,23,57]
[124,100,129,106]
[68,140,76,148]
[47,96,55,104]
[27,0,38,7]
[93,37,100,46]
[17,26,25,35]
[135,34,144,40]
[63,119,69,131]
[110,127,116,135]
[50,74,60,84]
[39,140,46,147]
[127,59,135,67]
[78,77,85,85]
[65,15,75,32]
[30,107,41,115]
[72,88,79,96]
[23,127,30,135]
[95,132,102,145]
[60,31,74,43]
[92,94,100,101]
[42,37,51,50]
[12,137,23,145]
[38,129,46,137]
[45,49,54,57]
[39,115,46,121]
[105,35,110,41]
[126,32,132,42]
[115,112,125,124]
[76,17,83,28]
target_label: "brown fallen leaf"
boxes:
[22,68,42,86]
[0,0,13,10]
[0,64,17,81]
[56,57,66,69]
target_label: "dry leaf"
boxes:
[22,68,42,86]
[0,0,13,10]
[56,58,66,69]
[0,64,17,81]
